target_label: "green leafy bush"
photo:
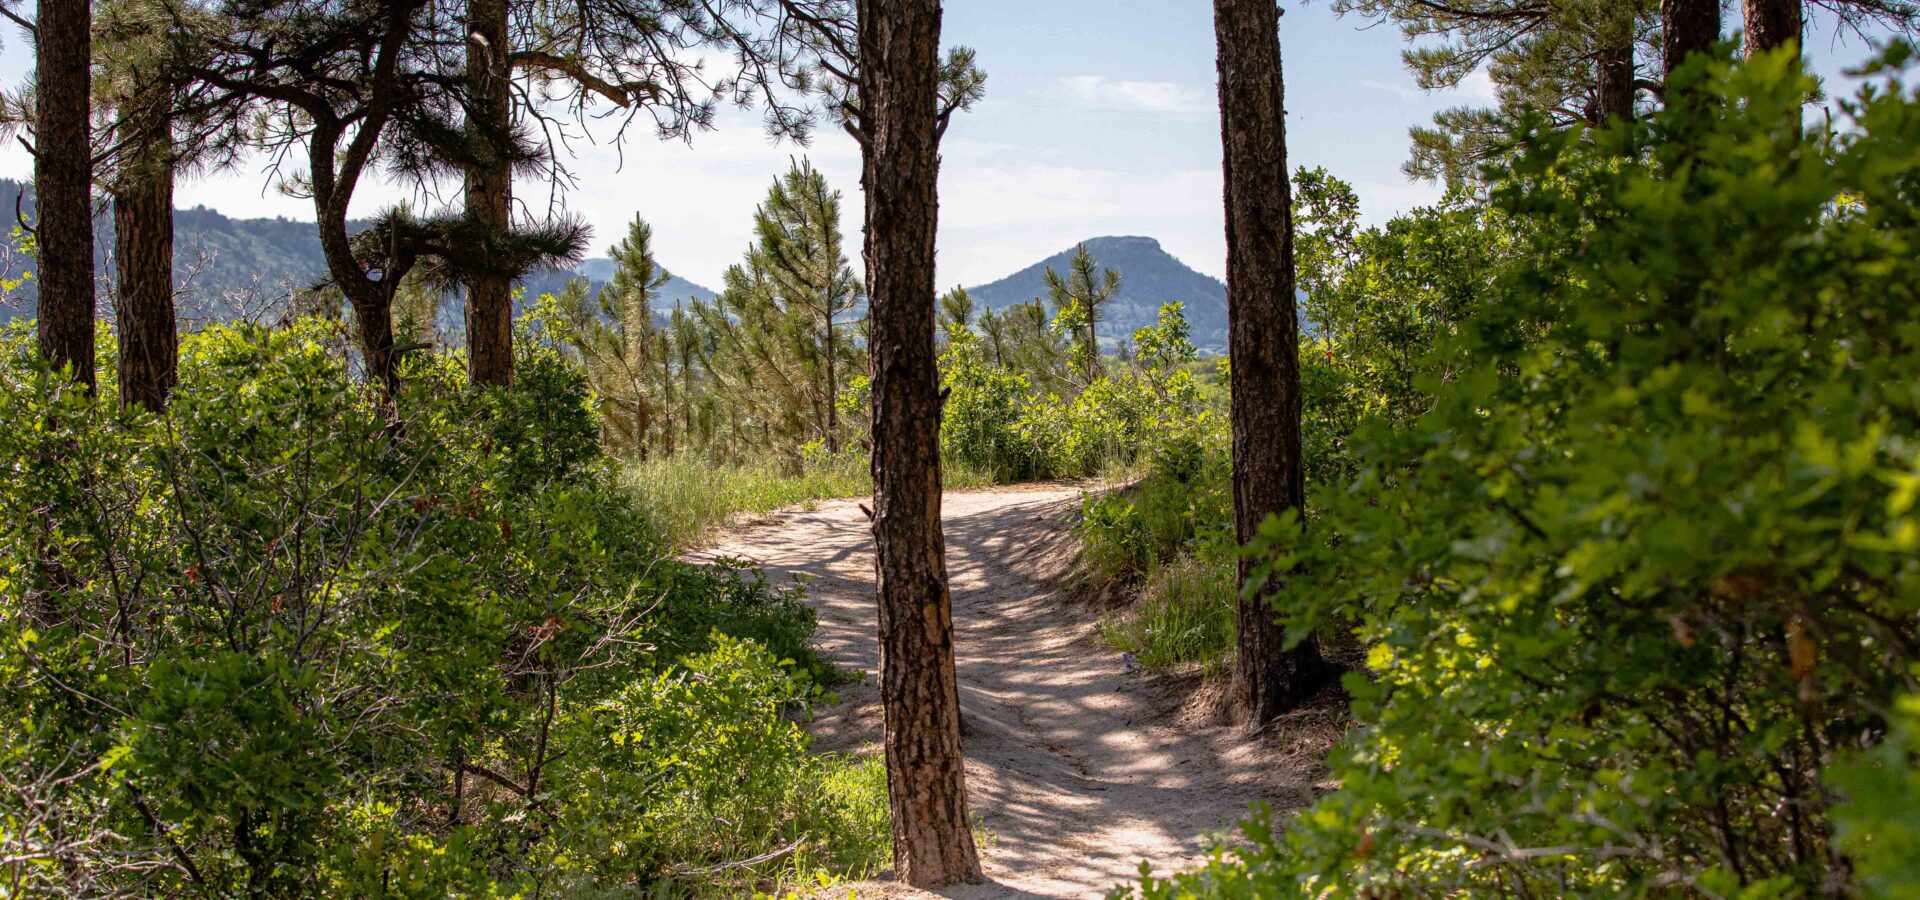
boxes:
[941,300,1210,483]
[1129,47,1920,898]
[537,635,887,894]
[1829,680,1920,899]
[940,332,1059,482]
[1078,449,1231,584]
[0,316,871,896]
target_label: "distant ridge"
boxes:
[563,258,715,306]
[0,179,715,319]
[964,235,1228,351]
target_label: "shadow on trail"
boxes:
[695,487,1328,898]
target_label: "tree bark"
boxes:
[1744,0,1801,62]
[1663,0,1722,79]
[35,0,96,390]
[1596,42,1636,124]
[113,99,178,413]
[857,0,983,888]
[464,0,515,388]
[1215,0,1326,727]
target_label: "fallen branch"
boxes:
[458,761,529,797]
[670,839,804,877]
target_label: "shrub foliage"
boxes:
[1127,47,1920,898]
[0,317,878,896]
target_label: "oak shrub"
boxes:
[1128,46,1920,898]
[0,315,882,896]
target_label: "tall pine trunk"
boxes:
[1744,0,1801,62]
[113,98,177,412]
[857,0,983,887]
[35,0,95,389]
[1215,0,1325,726]
[1596,43,1636,124]
[464,0,515,388]
[1663,0,1722,79]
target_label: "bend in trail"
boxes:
[695,485,1330,899]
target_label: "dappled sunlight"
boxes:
[699,487,1329,897]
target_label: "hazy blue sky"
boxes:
[0,1,1900,288]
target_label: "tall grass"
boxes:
[621,454,871,547]
[623,452,1002,548]
[1095,554,1237,676]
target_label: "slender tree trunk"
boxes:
[825,302,839,453]
[113,100,177,413]
[661,349,675,456]
[1596,43,1636,124]
[350,284,401,390]
[1084,321,1097,380]
[857,0,982,888]
[35,0,95,389]
[1215,0,1326,727]
[464,0,515,388]
[1663,0,1722,79]
[1744,0,1801,62]
[316,162,399,389]
[680,342,694,452]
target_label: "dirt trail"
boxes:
[695,485,1330,899]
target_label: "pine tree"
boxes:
[855,0,983,885]
[1216,0,1327,725]
[457,0,833,389]
[665,300,701,455]
[106,61,176,412]
[1662,0,1721,80]
[1335,0,1656,184]
[544,216,674,454]
[1353,0,1919,183]
[1042,244,1121,384]
[460,0,515,388]
[607,216,670,451]
[97,0,228,411]
[1744,0,1800,58]
[755,158,862,453]
[937,286,975,347]
[33,0,94,389]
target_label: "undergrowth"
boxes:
[0,317,891,897]
[1095,554,1237,676]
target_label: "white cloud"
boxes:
[1059,75,1212,117]
[1450,68,1500,105]
[1360,67,1498,106]
[1359,79,1424,101]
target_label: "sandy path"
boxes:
[694,486,1328,898]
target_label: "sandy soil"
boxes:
[694,485,1338,899]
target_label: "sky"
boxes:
[0,1,1903,289]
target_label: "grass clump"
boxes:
[1096,554,1236,676]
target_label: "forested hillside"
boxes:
[0,180,715,322]
[5,0,1920,897]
